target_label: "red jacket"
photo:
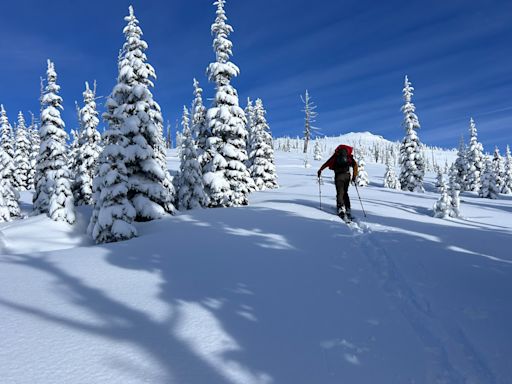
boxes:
[319,145,358,177]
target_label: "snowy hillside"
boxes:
[275,131,458,171]
[1,149,511,384]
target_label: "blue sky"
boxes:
[0,0,511,150]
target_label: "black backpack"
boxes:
[334,147,352,172]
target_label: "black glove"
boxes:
[317,170,322,179]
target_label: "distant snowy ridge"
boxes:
[275,131,457,171]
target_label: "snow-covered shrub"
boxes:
[433,176,454,218]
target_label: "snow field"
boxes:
[0,150,511,383]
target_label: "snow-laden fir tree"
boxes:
[245,98,255,166]
[435,167,444,192]
[383,157,400,189]
[479,156,499,199]
[204,0,253,206]
[33,60,75,224]
[69,128,80,175]
[0,105,15,183]
[192,79,210,169]
[73,81,102,206]
[247,98,278,190]
[465,118,484,192]
[28,114,40,189]
[503,145,512,194]
[13,111,32,190]
[313,139,322,161]
[101,5,175,223]
[433,175,454,218]
[177,106,209,210]
[453,136,468,192]
[448,164,461,218]
[355,155,369,187]
[0,149,21,221]
[88,126,137,243]
[399,76,425,192]
[492,147,505,193]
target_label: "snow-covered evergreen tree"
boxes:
[383,158,400,189]
[33,60,75,224]
[355,155,369,187]
[177,106,209,210]
[73,81,102,206]
[313,139,322,161]
[503,145,512,194]
[0,149,20,220]
[102,6,175,222]
[453,136,468,192]
[13,112,32,190]
[192,79,210,169]
[204,0,253,207]
[245,98,255,167]
[448,164,461,218]
[399,75,425,192]
[0,105,15,183]
[69,128,80,175]
[248,99,278,190]
[492,147,505,193]
[479,156,499,199]
[465,118,484,192]
[433,175,454,218]
[88,126,137,243]
[435,167,444,192]
[28,114,40,190]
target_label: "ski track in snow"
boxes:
[347,219,497,384]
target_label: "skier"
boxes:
[317,144,358,220]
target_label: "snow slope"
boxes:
[1,150,511,384]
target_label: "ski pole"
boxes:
[353,183,367,217]
[318,176,323,210]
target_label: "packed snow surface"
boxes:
[1,150,511,384]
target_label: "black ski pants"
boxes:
[334,172,351,210]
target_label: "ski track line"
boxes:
[347,221,497,384]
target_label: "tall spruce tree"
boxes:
[33,60,75,223]
[399,75,425,192]
[13,112,32,190]
[492,147,505,192]
[465,118,484,192]
[28,113,40,189]
[177,106,209,210]
[192,78,210,168]
[453,135,468,191]
[101,6,175,223]
[479,156,499,199]
[0,105,15,183]
[73,81,102,205]
[204,0,253,207]
[248,99,278,190]
[245,98,255,168]
[503,145,512,194]
[88,125,137,243]
[0,149,21,221]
